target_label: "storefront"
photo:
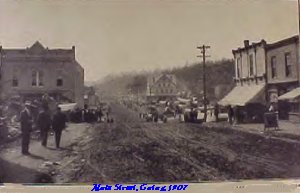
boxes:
[218,84,266,123]
[278,87,300,122]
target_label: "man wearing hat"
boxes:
[20,101,33,155]
[52,106,67,149]
[37,105,51,147]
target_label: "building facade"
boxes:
[266,36,299,101]
[84,86,100,109]
[233,39,267,87]
[266,36,300,120]
[219,40,268,123]
[220,35,300,122]
[0,41,84,108]
[146,74,178,101]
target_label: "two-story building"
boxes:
[220,35,300,122]
[219,40,268,123]
[0,41,84,108]
[265,36,300,120]
[146,74,179,102]
[84,86,100,109]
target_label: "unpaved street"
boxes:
[2,102,300,183]
[72,102,300,183]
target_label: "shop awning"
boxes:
[58,103,77,111]
[278,87,300,100]
[218,84,265,106]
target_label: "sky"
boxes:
[0,0,298,82]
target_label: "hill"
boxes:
[94,59,235,101]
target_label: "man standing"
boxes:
[37,106,51,147]
[228,105,234,125]
[20,101,33,155]
[214,104,219,122]
[52,107,67,149]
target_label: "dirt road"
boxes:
[73,102,300,183]
[2,102,300,183]
[0,123,91,183]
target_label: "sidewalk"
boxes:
[234,121,300,140]
[204,120,300,141]
[0,123,90,183]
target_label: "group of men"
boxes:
[69,105,113,123]
[20,101,67,155]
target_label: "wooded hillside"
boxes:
[94,59,235,101]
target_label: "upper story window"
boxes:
[12,69,18,87]
[285,52,292,77]
[56,69,63,87]
[249,54,254,76]
[236,58,241,78]
[32,70,44,87]
[271,56,277,78]
[56,77,63,87]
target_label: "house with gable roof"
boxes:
[146,73,179,101]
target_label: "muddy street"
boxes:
[1,102,300,183]
[70,102,300,183]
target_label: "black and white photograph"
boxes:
[1,0,300,187]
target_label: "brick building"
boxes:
[265,36,300,119]
[0,41,84,108]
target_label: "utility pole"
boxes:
[197,45,210,122]
[297,0,300,86]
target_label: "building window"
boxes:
[236,58,241,78]
[12,76,18,87]
[285,52,292,77]
[32,70,44,87]
[32,70,37,86]
[12,69,18,87]
[39,71,44,86]
[271,56,277,78]
[249,54,254,76]
[290,102,299,113]
[57,78,63,87]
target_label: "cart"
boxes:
[264,112,279,133]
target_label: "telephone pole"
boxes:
[197,45,210,122]
[297,0,300,86]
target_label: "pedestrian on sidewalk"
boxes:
[268,102,275,112]
[20,101,33,155]
[41,93,50,110]
[96,107,103,122]
[214,103,219,122]
[52,107,67,149]
[227,105,234,125]
[37,106,51,147]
